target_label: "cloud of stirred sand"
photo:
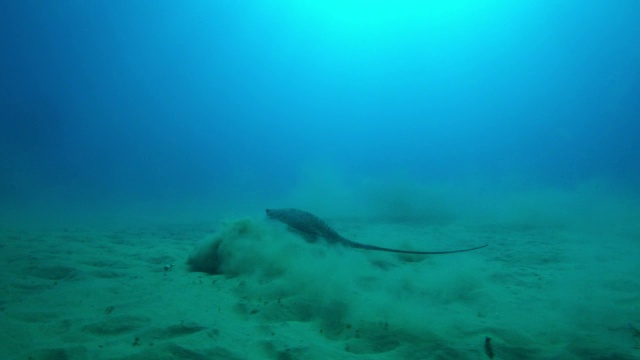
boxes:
[188,217,489,340]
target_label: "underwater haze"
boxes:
[1,1,640,227]
[3,2,640,359]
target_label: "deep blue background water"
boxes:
[1,1,639,226]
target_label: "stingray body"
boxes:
[266,208,487,255]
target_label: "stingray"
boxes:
[266,208,487,255]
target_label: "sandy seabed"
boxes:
[1,217,639,360]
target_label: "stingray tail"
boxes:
[344,238,488,255]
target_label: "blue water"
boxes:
[1,1,639,227]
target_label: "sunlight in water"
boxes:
[294,0,506,38]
